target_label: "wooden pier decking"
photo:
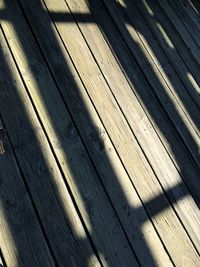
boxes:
[0,0,200,266]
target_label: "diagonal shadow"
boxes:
[0,0,200,266]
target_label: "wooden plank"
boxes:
[132,0,200,111]
[0,2,140,267]
[17,0,200,266]
[100,0,200,168]
[63,0,200,252]
[158,0,200,64]
[0,119,55,267]
[0,25,101,267]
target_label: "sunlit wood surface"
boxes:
[0,0,200,266]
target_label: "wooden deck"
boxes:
[0,0,200,266]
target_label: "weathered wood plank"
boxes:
[0,119,55,267]
[0,2,140,266]
[18,0,200,265]
[0,23,101,267]
[131,0,200,111]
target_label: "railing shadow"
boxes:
[0,0,200,266]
